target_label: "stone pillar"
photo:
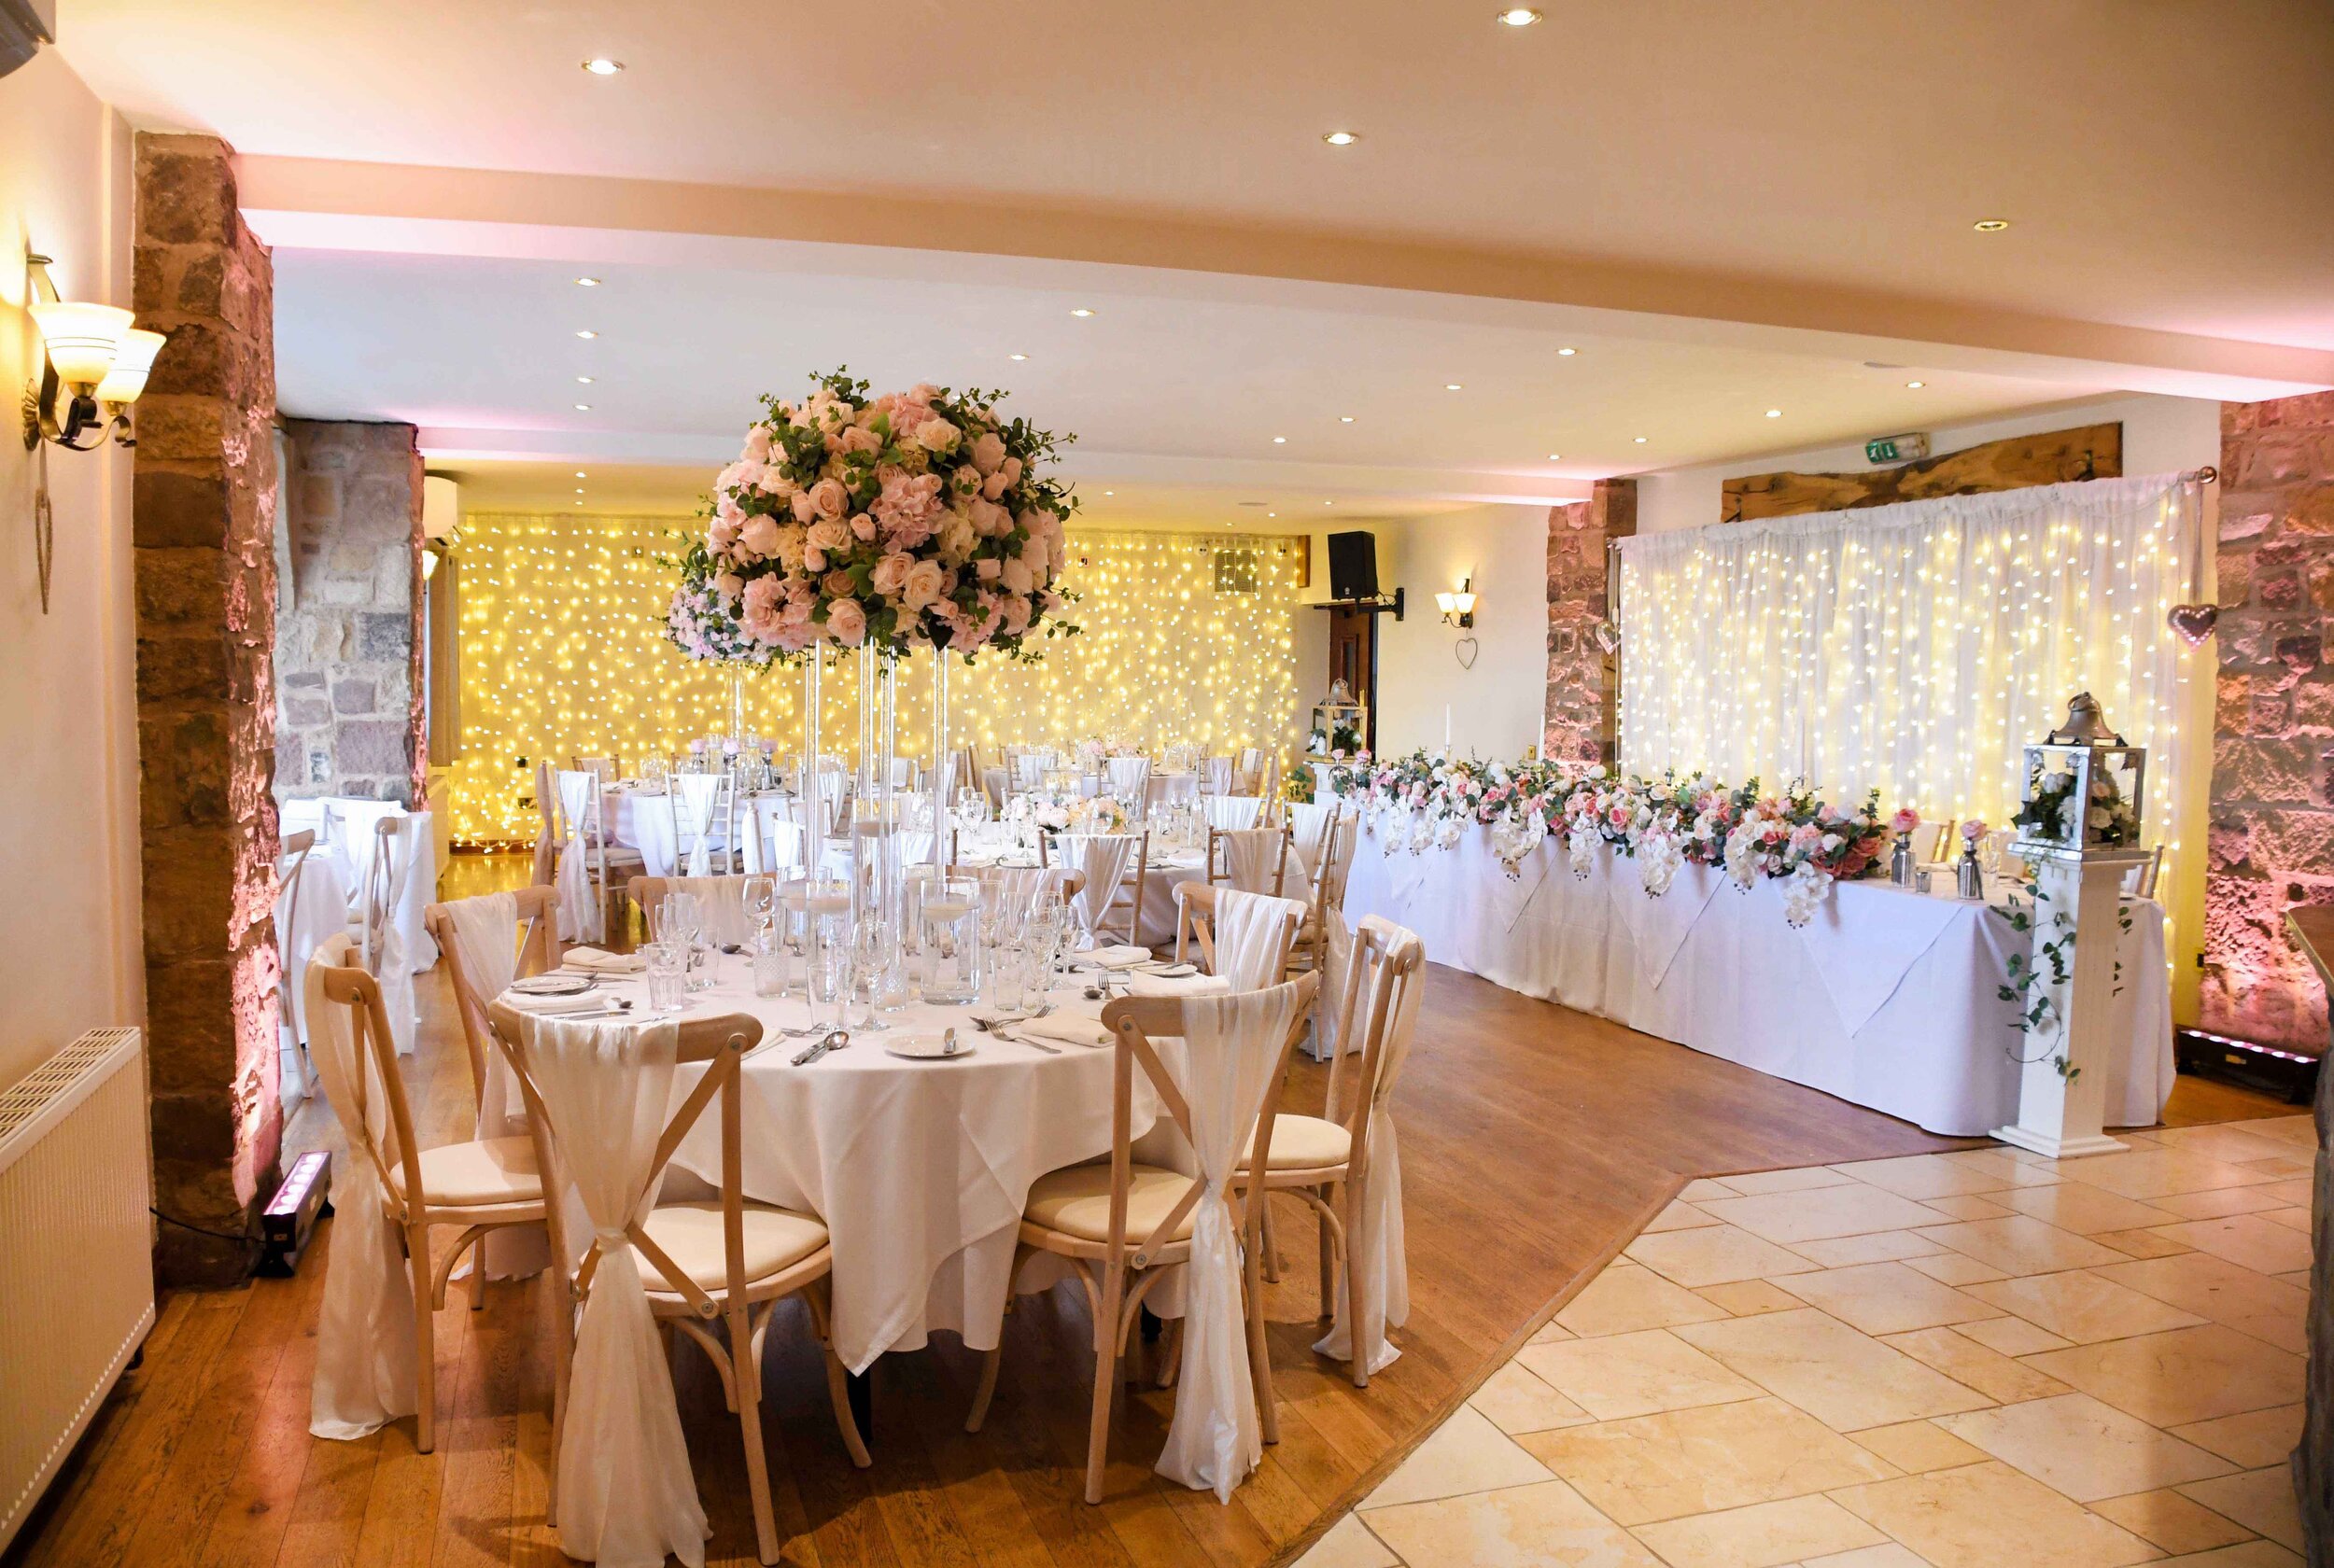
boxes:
[275,421,426,805]
[132,133,282,1286]
[1543,478,1637,763]
[2202,393,2334,1051]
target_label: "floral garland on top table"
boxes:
[667,368,1081,661]
[1321,748,1908,928]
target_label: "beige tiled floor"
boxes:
[1301,1114,2314,1568]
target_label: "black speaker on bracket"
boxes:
[1327,531,1378,601]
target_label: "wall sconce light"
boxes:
[1434,576,1478,629]
[18,248,162,612]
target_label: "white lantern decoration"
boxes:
[2009,693,2146,861]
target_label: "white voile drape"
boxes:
[525,1014,710,1568]
[1220,829,1286,894]
[669,773,724,879]
[553,770,602,944]
[1617,473,2204,902]
[1204,794,1266,833]
[1153,981,1306,1501]
[1211,889,1308,991]
[1060,833,1136,939]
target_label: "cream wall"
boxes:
[1296,505,1550,761]
[0,51,144,1092]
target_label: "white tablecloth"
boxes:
[277,797,440,973]
[274,854,349,1048]
[555,959,1182,1371]
[1341,821,2175,1137]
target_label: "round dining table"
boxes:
[520,955,1197,1376]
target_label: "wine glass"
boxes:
[741,874,777,937]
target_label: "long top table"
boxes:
[1341,818,2174,1137]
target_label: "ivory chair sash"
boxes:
[425,887,562,1281]
[955,863,1087,919]
[362,816,419,1056]
[1198,756,1234,796]
[1247,916,1423,1382]
[1202,793,1265,833]
[488,1003,871,1567]
[1048,832,1146,946]
[1210,825,1291,896]
[305,938,555,1450]
[1286,800,1338,875]
[1173,883,1306,992]
[1234,747,1265,797]
[553,769,612,944]
[736,804,807,875]
[1104,754,1152,810]
[668,771,729,879]
[966,974,1317,1503]
[626,874,760,946]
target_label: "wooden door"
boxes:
[1329,608,1377,752]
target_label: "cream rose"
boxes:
[870,552,913,598]
[915,417,960,454]
[805,517,851,554]
[825,597,867,645]
[903,558,949,609]
[809,477,850,521]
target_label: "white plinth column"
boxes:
[1992,855,2134,1159]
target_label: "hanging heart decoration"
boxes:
[2166,604,2219,647]
[1591,620,1623,655]
[1454,635,1479,669]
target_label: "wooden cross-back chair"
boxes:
[964,972,1320,1504]
[1206,822,1292,897]
[310,939,554,1457]
[423,885,561,1122]
[1040,829,1150,946]
[359,815,411,976]
[277,828,318,1089]
[947,863,1088,912]
[1170,881,1304,988]
[1237,916,1423,1387]
[483,1000,869,1565]
[1287,805,1355,977]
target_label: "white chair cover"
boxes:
[1219,829,1285,894]
[1203,794,1265,833]
[1286,800,1337,874]
[441,890,552,1281]
[1154,982,1306,1501]
[654,875,755,946]
[668,772,724,879]
[1009,751,1048,791]
[1314,919,1422,1377]
[1059,833,1136,940]
[525,1014,710,1568]
[738,804,806,874]
[366,822,419,1057]
[1105,755,1151,803]
[304,942,419,1439]
[1212,889,1308,991]
[554,770,603,944]
[1198,756,1233,796]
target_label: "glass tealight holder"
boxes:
[921,875,982,1006]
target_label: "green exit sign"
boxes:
[1865,431,1932,465]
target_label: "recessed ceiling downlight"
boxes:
[582,58,623,76]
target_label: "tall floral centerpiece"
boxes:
[669,369,1080,970]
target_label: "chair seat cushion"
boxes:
[387,1136,544,1207]
[1024,1163,1195,1244]
[640,1200,828,1295]
[1241,1113,1350,1171]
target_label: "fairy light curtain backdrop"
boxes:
[1614,471,2212,964]
[444,513,1306,846]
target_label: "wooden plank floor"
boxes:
[8,854,2288,1568]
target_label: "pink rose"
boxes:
[803,545,825,574]
[970,431,1007,475]
[791,490,818,524]
[823,568,857,599]
[1000,556,1034,595]
[870,552,914,598]
[980,469,1010,500]
[825,597,867,645]
[740,577,785,643]
[740,516,780,557]
[743,426,773,462]
[809,477,849,521]
[999,593,1033,636]
[850,511,877,542]
[838,425,882,456]
[805,518,851,554]
[709,516,740,553]
[1889,807,1920,834]
[902,558,949,609]
[976,557,1002,582]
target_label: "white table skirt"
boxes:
[549,959,1186,1371]
[274,854,350,1046]
[278,797,440,973]
[1341,821,2175,1137]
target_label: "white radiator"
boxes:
[0,1028,153,1553]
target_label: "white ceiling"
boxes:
[52,0,2334,518]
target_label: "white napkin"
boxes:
[1083,945,1153,970]
[499,989,614,1015]
[1127,972,1230,998]
[563,946,645,973]
[1017,1013,1114,1048]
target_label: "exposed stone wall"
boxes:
[131,133,282,1284]
[275,420,425,805]
[1543,478,1637,763]
[2204,393,2334,1049]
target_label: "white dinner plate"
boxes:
[510,973,593,996]
[885,1033,973,1061]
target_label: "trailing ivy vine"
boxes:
[1990,881,2134,1085]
